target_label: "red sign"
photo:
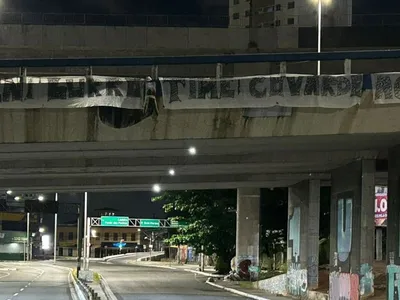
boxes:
[375,186,387,227]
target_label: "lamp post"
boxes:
[317,0,322,75]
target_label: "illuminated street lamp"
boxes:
[168,169,175,176]
[188,147,197,155]
[14,196,21,201]
[6,190,12,195]
[38,195,45,201]
[152,184,161,193]
[39,227,45,233]
[310,0,332,75]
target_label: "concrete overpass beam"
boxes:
[387,146,400,299]
[235,187,260,280]
[287,179,320,296]
[330,160,375,298]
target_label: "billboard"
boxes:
[375,186,387,227]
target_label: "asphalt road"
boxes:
[57,253,243,300]
[0,261,73,300]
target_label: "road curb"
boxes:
[184,269,225,278]
[206,278,271,300]
[99,275,118,300]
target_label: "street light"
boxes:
[310,0,332,75]
[39,227,45,233]
[188,147,197,155]
[6,190,12,195]
[152,184,161,193]
[168,169,175,176]
[14,196,21,201]
[38,195,45,201]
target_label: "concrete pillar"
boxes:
[387,146,400,300]
[330,160,375,298]
[375,228,383,261]
[287,180,320,296]
[236,188,260,280]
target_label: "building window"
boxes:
[68,232,73,240]
[104,233,109,241]
[113,233,118,241]
[245,10,250,17]
[59,232,64,241]
[287,18,295,24]
[131,233,136,241]
[266,6,274,13]
[68,248,73,257]
[276,4,281,11]
[122,233,127,241]
[275,19,281,26]
[233,0,239,4]
[288,1,295,9]
[232,13,239,20]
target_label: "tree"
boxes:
[153,189,237,274]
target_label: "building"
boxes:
[229,0,352,28]
[0,230,27,260]
[57,221,142,258]
[57,222,78,257]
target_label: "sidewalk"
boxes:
[209,279,291,300]
[131,260,217,273]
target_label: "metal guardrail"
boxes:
[0,49,399,68]
[0,12,229,28]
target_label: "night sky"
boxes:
[2,0,399,15]
[2,0,227,15]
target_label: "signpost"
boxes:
[100,216,129,227]
[170,220,189,228]
[140,219,160,228]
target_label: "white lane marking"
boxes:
[20,288,24,291]
[13,293,18,296]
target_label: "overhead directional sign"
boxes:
[170,220,189,228]
[140,219,160,228]
[100,216,129,227]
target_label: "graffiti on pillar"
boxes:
[288,206,300,263]
[337,196,353,264]
[387,264,400,300]
[359,263,374,296]
[329,272,359,300]
[236,255,258,280]
[307,255,319,287]
[287,207,307,296]
[287,263,307,296]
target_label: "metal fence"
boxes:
[0,12,229,28]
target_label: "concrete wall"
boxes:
[0,90,400,143]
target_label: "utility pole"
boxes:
[53,193,58,263]
[26,212,30,261]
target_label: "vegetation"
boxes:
[153,189,236,274]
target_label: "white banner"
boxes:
[0,76,148,109]
[160,74,363,109]
[371,72,400,104]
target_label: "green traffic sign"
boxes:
[100,216,129,227]
[170,220,189,228]
[140,219,160,228]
